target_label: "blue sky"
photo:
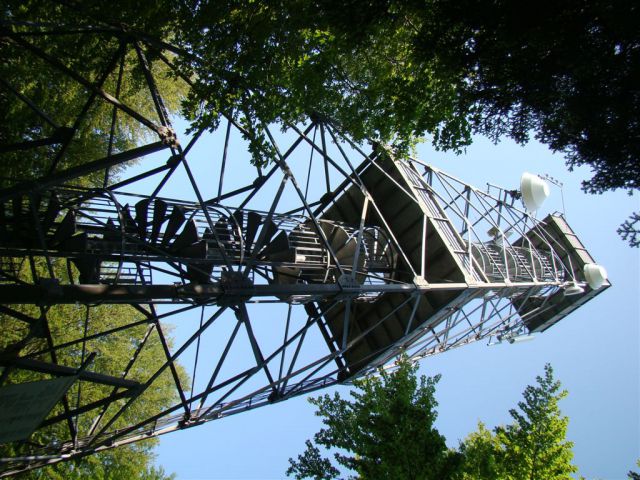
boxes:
[144,127,639,480]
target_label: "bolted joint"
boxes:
[267,390,282,402]
[39,278,63,301]
[166,153,182,168]
[337,275,359,290]
[334,274,360,301]
[252,177,266,188]
[157,126,179,147]
[217,271,254,306]
[308,111,323,124]
[52,126,75,143]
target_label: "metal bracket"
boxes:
[413,275,429,287]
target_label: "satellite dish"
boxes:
[520,172,550,211]
[583,263,608,289]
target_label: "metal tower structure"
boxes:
[0,7,609,476]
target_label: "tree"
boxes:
[417,0,640,245]
[629,460,640,480]
[418,1,640,195]
[21,447,176,480]
[0,260,183,479]
[286,357,461,480]
[457,422,504,480]
[1,4,188,477]
[288,362,578,480]
[493,364,577,480]
[169,0,640,245]
[174,1,639,195]
[7,1,638,240]
[618,213,640,248]
[175,0,474,163]
[1,0,185,187]
[172,1,639,244]
[458,365,578,480]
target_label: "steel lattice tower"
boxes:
[0,7,609,476]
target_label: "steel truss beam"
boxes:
[0,9,608,478]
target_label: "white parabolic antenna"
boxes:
[520,172,550,211]
[584,263,608,289]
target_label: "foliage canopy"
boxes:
[289,362,580,480]
[0,262,182,479]
[1,3,187,477]
[1,0,185,187]
[287,358,461,480]
[173,0,640,200]
[494,364,577,480]
[458,365,577,480]
[5,1,638,229]
[287,358,460,480]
